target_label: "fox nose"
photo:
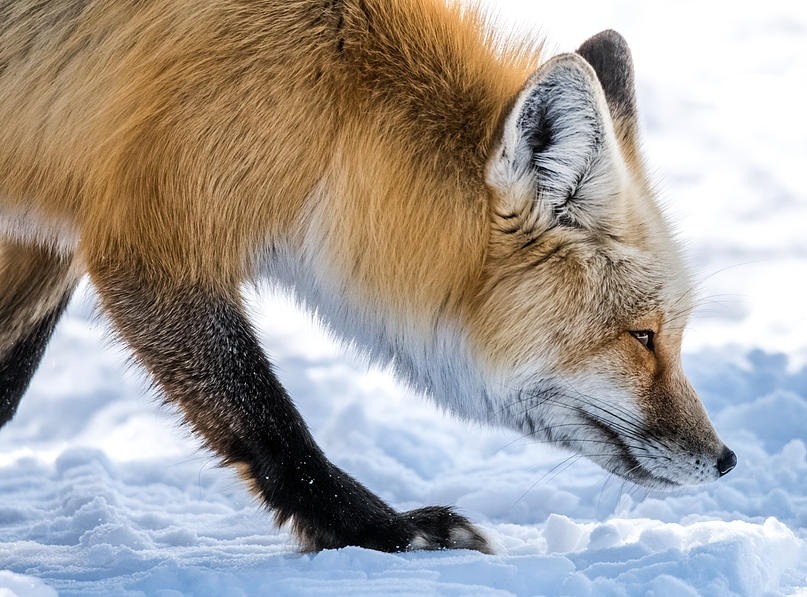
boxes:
[716,446,737,477]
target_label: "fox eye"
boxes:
[630,330,655,351]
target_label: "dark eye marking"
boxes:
[629,330,655,352]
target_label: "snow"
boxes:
[2,1,806,595]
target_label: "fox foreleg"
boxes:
[89,256,489,552]
[0,242,77,427]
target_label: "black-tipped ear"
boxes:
[577,30,637,130]
[486,54,625,232]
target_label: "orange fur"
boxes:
[1,0,538,300]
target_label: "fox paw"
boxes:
[398,506,491,553]
[295,504,490,553]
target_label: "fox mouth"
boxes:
[580,413,680,489]
[517,384,707,488]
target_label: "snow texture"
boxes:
[2,0,806,595]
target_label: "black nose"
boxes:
[717,446,737,477]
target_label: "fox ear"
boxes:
[486,53,626,231]
[576,29,638,145]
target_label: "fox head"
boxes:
[472,31,735,488]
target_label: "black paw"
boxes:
[273,459,491,554]
[397,506,491,553]
[294,504,491,554]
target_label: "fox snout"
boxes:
[597,375,737,488]
[630,371,738,487]
[575,400,737,489]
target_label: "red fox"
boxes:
[0,0,735,553]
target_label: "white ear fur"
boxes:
[487,54,626,231]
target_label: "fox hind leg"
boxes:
[0,241,77,427]
[88,252,490,553]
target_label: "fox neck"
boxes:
[261,181,500,424]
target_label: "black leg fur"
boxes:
[90,262,490,553]
[0,294,71,427]
[0,242,76,428]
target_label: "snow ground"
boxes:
[2,1,806,595]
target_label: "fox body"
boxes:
[0,0,735,552]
